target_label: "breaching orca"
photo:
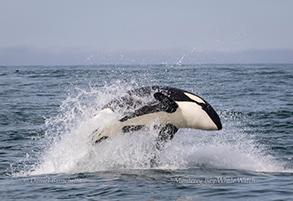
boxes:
[91,86,222,152]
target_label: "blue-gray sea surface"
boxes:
[0,64,292,200]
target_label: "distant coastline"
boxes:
[1,47,293,66]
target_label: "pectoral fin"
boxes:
[151,124,178,167]
[155,124,178,150]
[153,92,178,113]
[119,92,178,122]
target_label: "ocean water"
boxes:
[0,64,292,200]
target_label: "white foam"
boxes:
[23,84,289,176]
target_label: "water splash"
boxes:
[20,83,287,176]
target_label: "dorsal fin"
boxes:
[153,92,178,113]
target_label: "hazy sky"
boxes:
[1,0,293,65]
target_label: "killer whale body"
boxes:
[92,86,222,154]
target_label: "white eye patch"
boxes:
[184,92,206,104]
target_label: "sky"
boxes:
[0,0,293,65]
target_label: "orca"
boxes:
[91,86,222,151]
